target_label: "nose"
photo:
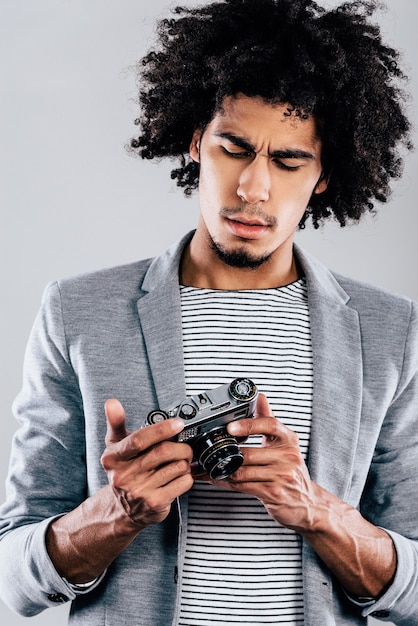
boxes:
[236,155,271,204]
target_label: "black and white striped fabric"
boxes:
[178,279,313,625]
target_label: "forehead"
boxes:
[209,94,321,149]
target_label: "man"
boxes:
[0,0,417,624]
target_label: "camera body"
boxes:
[146,378,258,479]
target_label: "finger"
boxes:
[145,440,194,470]
[156,472,194,498]
[255,393,275,418]
[228,414,297,446]
[112,417,186,461]
[105,398,130,444]
[226,393,274,439]
[131,472,195,525]
[234,448,304,479]
[152,456,194,488]
[102,437,192,485]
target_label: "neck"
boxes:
[180,236,300,290]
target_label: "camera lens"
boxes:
[193,428,244,480]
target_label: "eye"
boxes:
[273,160,302,172]
[221,146,253,159]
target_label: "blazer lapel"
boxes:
[136,234,194,411]
[136,282,186,410]
[296,245,363,501]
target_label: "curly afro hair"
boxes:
[130,0,412,228]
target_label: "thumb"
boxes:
[104,398,130,444]
[255,392,275,418]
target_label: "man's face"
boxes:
[189,94,327,271]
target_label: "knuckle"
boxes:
[269,417,282,433]
[176,458,192,474]
[229,466,250,482]
[231,469,244,482]
[162,458,191,481]
[107,473,119,490]
[144,492,165,513]
[249,417,262,432]
[153,440,192,463]
[181,474,195,492]
[130,430,147,451]
[100,450,112,470]
[154,440,174,459]
[287,430,299,446]
[108,468,128,491]
[271,485,285,502]
[288,449,303,463]
[182,443,194,462]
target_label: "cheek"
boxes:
[200,162,238,203]
[278,173,321,206]
[269,179,317,226]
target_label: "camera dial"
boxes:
[229,378,257,401]
[179,403,197,419]
[146,410,169,424]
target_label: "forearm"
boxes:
[300,483,397,598]
[46,485,144,584]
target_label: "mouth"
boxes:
[229,216,268,227]
[225,216,270,240]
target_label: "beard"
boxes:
[208,205,277,269]
[209,238,273,269]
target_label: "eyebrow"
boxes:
[215,131,315,160]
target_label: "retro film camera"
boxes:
[146,378,258,480]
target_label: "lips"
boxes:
[230,216,268,227]
[225,217,269,240]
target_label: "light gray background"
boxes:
[1,0,417,624]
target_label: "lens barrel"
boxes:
[193,428,244,480]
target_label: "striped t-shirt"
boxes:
[178,279,313,625]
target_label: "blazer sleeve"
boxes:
[359,299,418,624]
[0,282,94,615]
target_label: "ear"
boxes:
[313,172,329,195]
[189,129,202,163]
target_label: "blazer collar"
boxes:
[137,234,363,499]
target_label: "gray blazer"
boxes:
[1,232,417,625]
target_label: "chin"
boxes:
[210,239,272,269]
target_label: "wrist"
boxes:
[294,485,397,598]
[46,486,145,583]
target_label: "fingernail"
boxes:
[228,422,240,434]
[171,418,185,431]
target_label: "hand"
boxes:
[222,393,317,532]
[101,399,194,528]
